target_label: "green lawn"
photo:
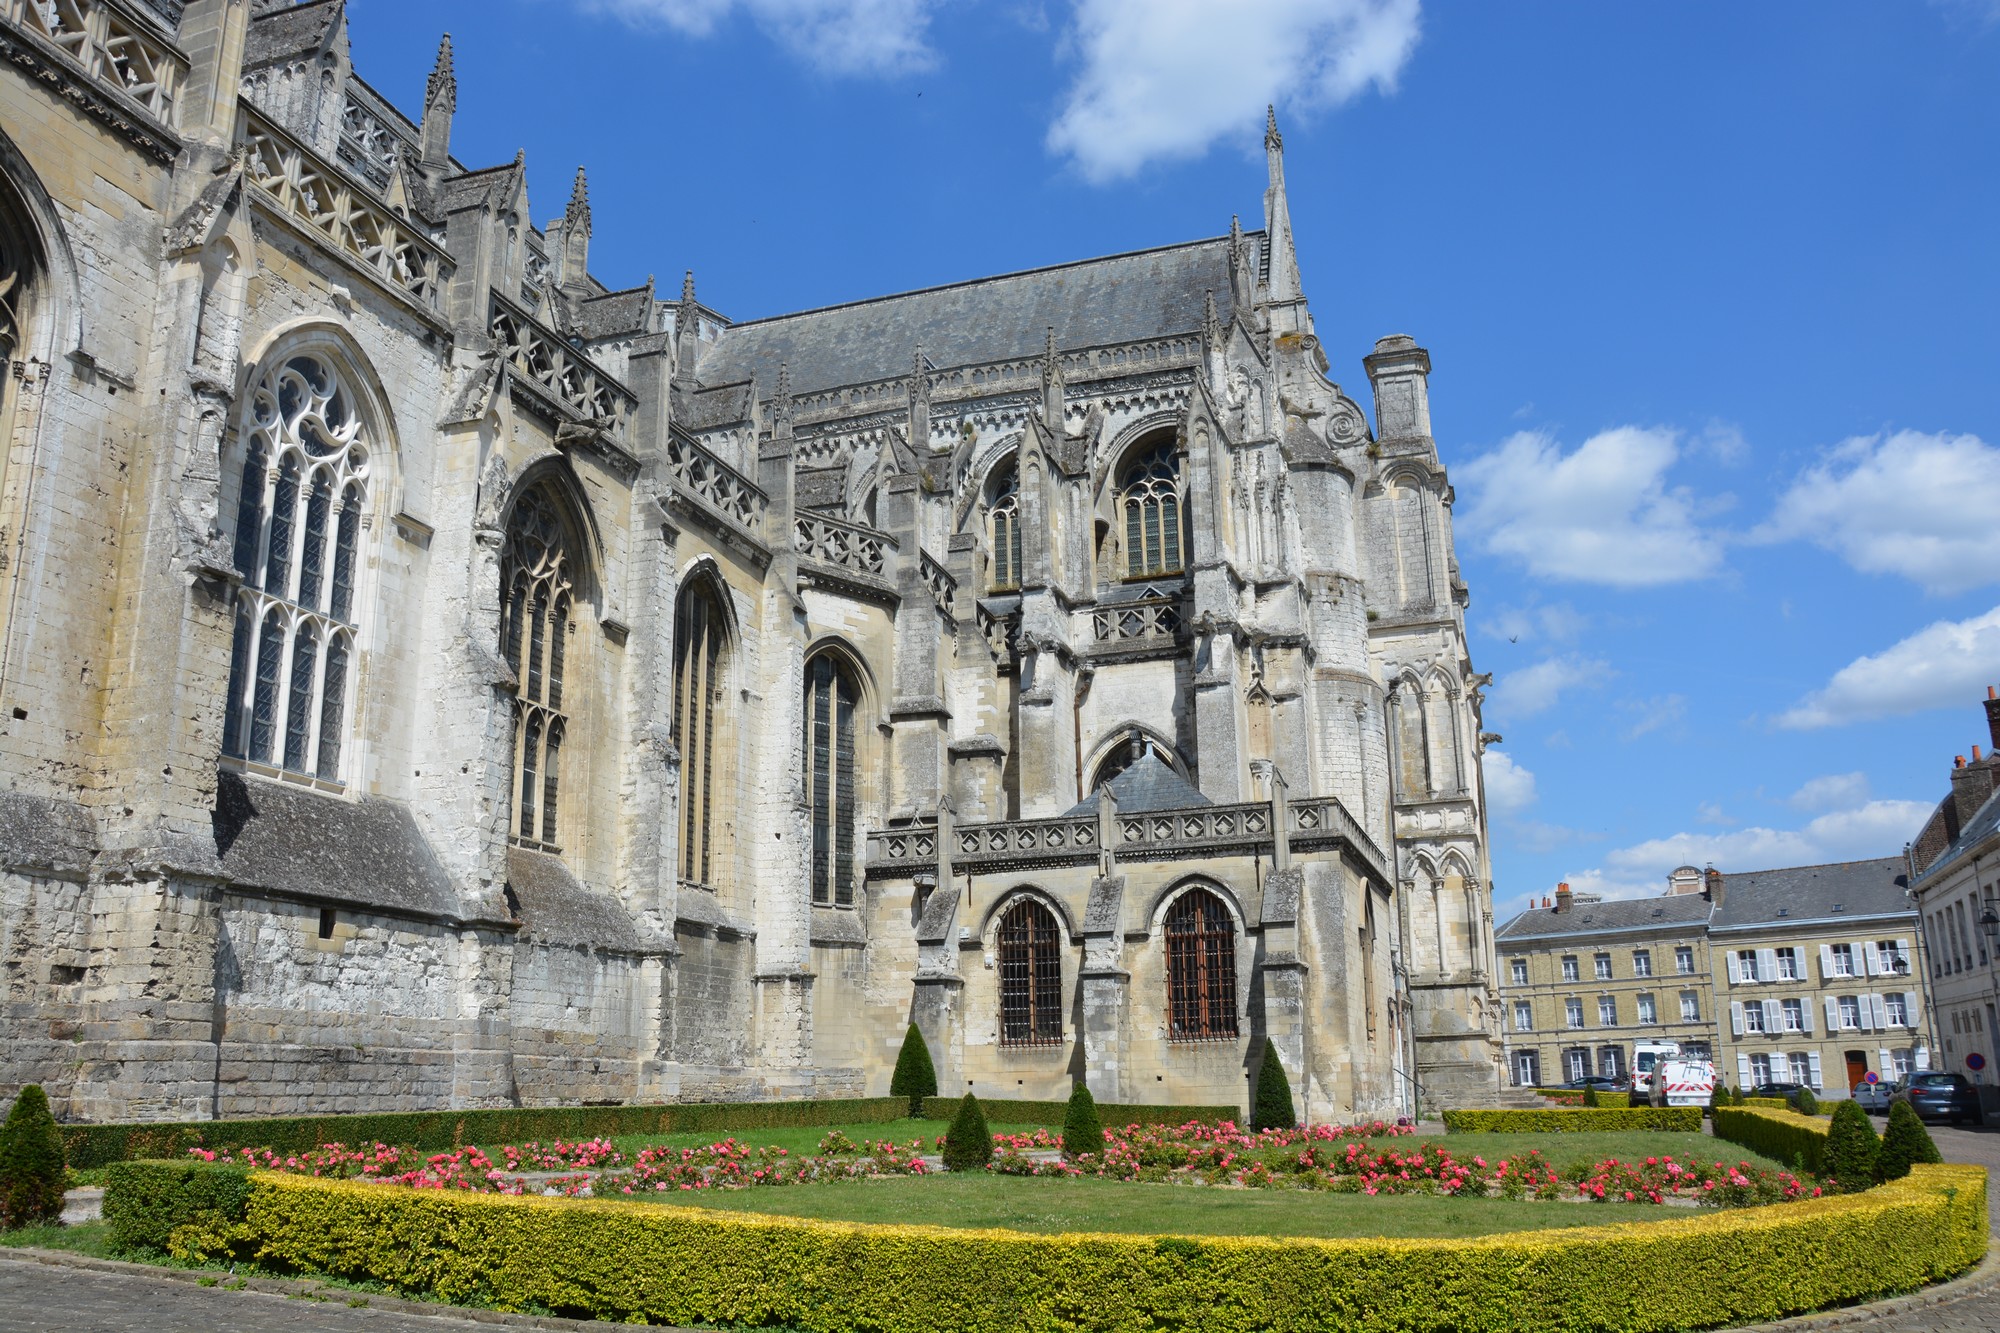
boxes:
[666,1173,1672,1239]
[1431,1130,1786,1174]
[0,1220,116,1259]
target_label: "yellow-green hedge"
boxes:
[217,1165,1985,1331]
[1442,1107,1701,1133]
[1713,1106,1829,1175]
[1533,1089,1632,1108]
[1740,1096,1792,1112]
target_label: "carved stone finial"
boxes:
[1264,104,1282,152]
[1203,289,1220,349]
[680,269,696,306]
[426,33,456,111]
[565,166,591,235]
[909,348,929,405]
[1228,213,1243,267]
[772,361,792,430]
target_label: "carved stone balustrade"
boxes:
[665,431,767,542]
[919,550,955,626]
[488,294,635,437]
[1091,596,1182,644]
[2,0,184,128]
[241,109,450,311]
[796,510,893,580]
[336,96,403,188]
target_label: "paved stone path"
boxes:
[1,1121,1995,1332]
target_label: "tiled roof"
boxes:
[1496,892,1712,943]
[697,235,1255,399]
[1709,856,1914,930]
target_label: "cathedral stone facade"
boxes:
[0,0,1502,1123]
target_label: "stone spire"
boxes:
[907,347,931,456]
[1040,325,1064,429]
[565,166,592,236]
[1262,106,1301,309]
[557,167,591,300]
[770,361,793,439]
[418,33,454,173]
[675,270,699,384]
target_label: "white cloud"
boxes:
[1483,751,1537,817]
[1760,431,2000,595]
[1776,605,2000,730]
[1620,693,1687,741]
[1787,772,1871,813]
[1696,801,1737,828]
[1456,427,1725,587]
[1574,801,1932,901]
[1046,0,1421,182]
[585,0,938,75]
[1487,655,1613,720]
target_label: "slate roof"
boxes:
[1495,892,1713,944]
[1911,787,2000,889]
[1065,751,1211,816]
[245,0,341,69]
[571,286,656,341]
[0,791,96,877]
[506,846,666,954]
[212,771,459,919]
[1709,856,1913,931]
[698,234,1256,399]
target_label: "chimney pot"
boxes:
[1977,745,1986,763]
[1957,755,1966,769]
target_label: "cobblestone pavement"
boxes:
[1,1121,1994,1332]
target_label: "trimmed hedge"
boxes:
[60,1097,911,1169]
[1712,1106,1829,1175]
[111,1163,1983,1331]
[1533,1089,1632,1108]
[919,1097,1234,1127]
[1443,1107,1702,1133]
[102,1160,253,1254]
[1741,1096,1793,1112]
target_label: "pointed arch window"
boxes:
[673,577,730,887]
[501,489,574,852]
[221,353,369,783]
[1119,438,1182,579]
[1165,887,1237,1040]
[804,652,859,907]
[998,898,1063,1046]
[988,463,1022,592]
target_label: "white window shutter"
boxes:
[1807,1051,1823,1088]
[1801,1000,1813,1035]
[1896,937,1911,970]
[1738,1052,1754,1086]
[1819,944,1835,979]
[1764,999,1783,1032]
[1731,1001,1744,1036]
[1852,940,1869,973]
[1726,953,1740,984]
[1878,1047,1891,1074]
[1758,948,1778,982]
[1825,996,1841,1031]
[1870,994,1888,1029]
[1863,941,1882,976]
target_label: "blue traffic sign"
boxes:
[1969,1052,1988,1072]
[1863,1071,1879,1084]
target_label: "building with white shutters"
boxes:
[1708,858,1928,1098]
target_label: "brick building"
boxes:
[0,0,1503,1122]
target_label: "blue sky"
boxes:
[348,1,2000,915]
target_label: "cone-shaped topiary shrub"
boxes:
[1708,1082,1727,1116]
[1061,1082,1104,1160]
[1791,1085,1819,1116]
[889,1023,938,1118]
[0,1085,66,1230]
[1877,1100,1944,1181]
[941,1093,992,1171]
[1252,1039,1297,1131]
[1581,1083,1602,1108]
[1730,1085,1746,1106]
[1824,1098,1881,1191]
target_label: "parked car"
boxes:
[1888,1072,1983,1124]
[1852,1079,1900,1114]
[1558,1075,1629,1093]
[1748,1081,1807,1100]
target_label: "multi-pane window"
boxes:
[804,653,860,907]
[501,489,574,852]
[222,353,368,782]
[1165,888,1237,1040]
[1566,1048,1589,1081]
[1735,949,1760,982]
[1749,1054,1772,1084]
[1561,956,1579,983]
[1783,999,1805,1032]
[1599,1047,1624,1080]
[1830,943,1855,977]
[997,899,1062,1046]
[1892,1048,1913,1077]
[987,463,1022,591]
[1565,998,1584,1029]
[1513,1001,1533,1032]
[1510,958,1528,985]
[672,578,728,886]
[1637,993,1656,1023]
[1632,949,1652,978]
[1886,993,1909,1026]
[1776,947,1800,980]
[1875,939,1906,974]
[1118,439,1182,578]
[1838,996,1862,1029]
[1598,995,1617,1026]
[1675,946,1695,975]
[1594,953,1613,981]
[1680,991,1700,1022]
[1788,1052,1811,1083]
[1742,1001,1765,1033]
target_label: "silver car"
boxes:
[1852,1079,1899,1114]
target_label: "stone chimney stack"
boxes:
[1553,882,1572,914]
[1950,744,1997,830]
[1363,335,1433,445]
[1704,866,1724,908]
[419,33,455,176]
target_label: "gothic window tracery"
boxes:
[998,898,1063,1045]
[987,462,1022,592]
[502,488,574,852]
[1118,438,1183,579]
[221,354,369,783]
[1165,887,1237,1040]
[0,231,22,366]
[804,651,859,907]
[673,576,729,887]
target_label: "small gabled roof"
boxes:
[1064,751,1211,817]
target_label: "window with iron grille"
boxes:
[804,652,859,907]
[1165,888,1236,1040]
[672,577,728,886]
[500,488,574,852]
[998,898,1063,1046]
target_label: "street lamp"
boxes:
[1980,905,1999,949]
